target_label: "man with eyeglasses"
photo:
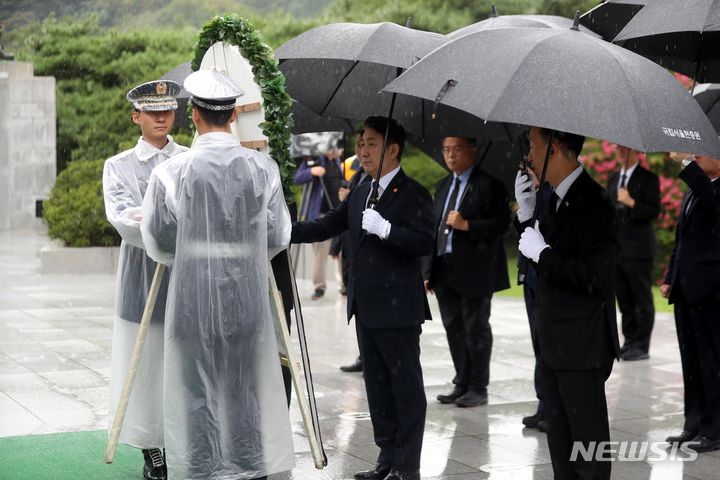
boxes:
[425,136,511,408]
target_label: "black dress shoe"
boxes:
[686,435,720,453]
[455,389,488,408]
[666,430,696,444]
[436,385,467,404]
[383,469,420,480]
[537,420,548,433]
[621,348,649,361]
[340,357,363,373]
[522,411,544,428]
[311,288,325,300]
[355,463,391,479]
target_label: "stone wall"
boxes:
[0,62,56,230]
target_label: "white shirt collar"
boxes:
[374,164,402,193]
[134,135,182,162]
[620,162,639,180]
[554,164,584,202]
[195,131,239,147]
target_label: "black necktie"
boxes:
[549,191,560,216]
[620,172,627,189]
[437,177,461,255]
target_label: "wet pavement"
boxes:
[1,229,719,479]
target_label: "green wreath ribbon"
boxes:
[192,14,296,204]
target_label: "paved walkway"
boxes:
[1,229,719,479]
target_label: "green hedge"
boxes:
[44,159,120,247]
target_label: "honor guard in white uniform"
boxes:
[141,69,295,480]
[104,79,187,480]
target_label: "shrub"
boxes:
[44,158,120,247]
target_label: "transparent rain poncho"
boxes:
[103,136,187,448]
[141,132,295,479]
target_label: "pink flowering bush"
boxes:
[580,140,685,284]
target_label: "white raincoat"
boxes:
[103,136,187,448]
[140,132,294,479]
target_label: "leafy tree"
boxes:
[17,16,195,170]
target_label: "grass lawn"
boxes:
[497,256,673,314]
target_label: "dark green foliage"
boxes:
[43,158,120,247]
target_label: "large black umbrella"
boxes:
[383,21,720,157]
[579,0,650,41]
[275,22,509,141]
[694,83,720,134]
[450,4,599,39]
[613,0,720,84]
[290,100,358,134]
[160,61,192,128]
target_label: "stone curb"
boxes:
[40,239,119,275]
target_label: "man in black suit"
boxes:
[606,145,660,361]
[425,136,511,407]
[292,117,434,480]
[518,127,620,480]
[662,153,720,453]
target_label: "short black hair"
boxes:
[539,128,585,158]
[363,116,406,160]
[194,104,234,127]
[442,136,477,146]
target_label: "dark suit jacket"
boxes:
[607,166,660,259]
[664,161,720,305]
[525,170,620,370]
[292,168,435,329]
[426,167,511,298]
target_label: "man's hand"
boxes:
[660,284,671,299]
[424,280,434,295]
[310,166,326,177]
[519,221,550,263]
[446,210,469,231]
[617,188,636,208]
[362,209,391,239]
[514,171,536,223]
[338,187,350,202]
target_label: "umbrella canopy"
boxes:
[580,0,650,41]
[276,22,510,141]
[450,5,599,39]
[613,0,720,83]
[160,61,192,128]
[694,83,720,134]
[383,24,720,157]
[290,100,357,134]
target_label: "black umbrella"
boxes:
[160,61,192,129]
[275,22,508,141]
[290,101,358,134]
[613,0,720,84]
[450,4,599,39]
[579,0,650,41]
[383,20,720,157]
[694,83,720,134]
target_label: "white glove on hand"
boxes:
[362,208,391,239]
[514,171,536,223]
[519,221,550,263]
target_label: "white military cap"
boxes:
[184,69,245,111]
[126,80,181,111]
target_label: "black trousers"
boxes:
[615,256,654,353]
[358,322,426,471]
[539,361,613,480]
[675,294,720,439]
[434,260,493,392]
[523,266,543,414]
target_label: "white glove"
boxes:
[519,221,550,263]
[515,171,536,223]
[362,208,391,239]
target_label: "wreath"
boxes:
[192,14,296,204]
